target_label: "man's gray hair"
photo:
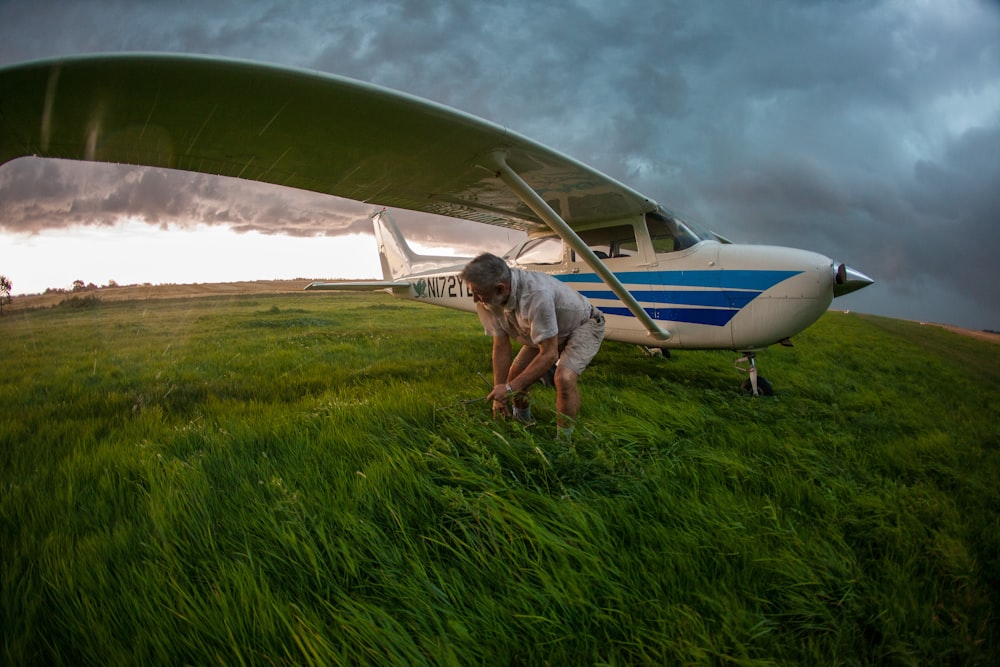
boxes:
[460,253,511,288]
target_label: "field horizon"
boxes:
[2,290,998,664]
[10,278,999,347]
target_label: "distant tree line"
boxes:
[0,275,11,314]
[0,276,150,312]
[42,279,142,296]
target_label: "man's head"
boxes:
[460,253,511,308]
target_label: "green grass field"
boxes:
[2,292,998,665]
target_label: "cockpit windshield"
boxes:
[645,209,716,252]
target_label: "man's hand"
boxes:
[489,334,514,419]
[487,383,512,418]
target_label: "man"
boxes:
[459,253,605,442]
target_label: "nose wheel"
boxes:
[735,352,773,396]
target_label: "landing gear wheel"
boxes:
[734,351,774,396]
[741,376,773,396]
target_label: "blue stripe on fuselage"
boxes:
[557,269,801,327]
[558,269,801,290]
[596,305,741,327]
[578,289,759,309]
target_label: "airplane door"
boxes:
[645,211,737,349]
[566,224,657,346]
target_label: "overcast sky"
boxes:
[1,0,998,330]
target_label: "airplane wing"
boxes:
[0,53,669,340]
[0,53,657,233]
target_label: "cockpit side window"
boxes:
[577,224,638,259]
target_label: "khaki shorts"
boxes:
[512,309,606,378]
[557,309,606,375]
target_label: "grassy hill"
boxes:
[6,279,318,311]
[2,291,997,664]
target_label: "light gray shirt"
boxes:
[476,268,592,346]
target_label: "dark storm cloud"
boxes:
[905,123,1000,308]
[1,0,998,328]
[0,158,372,237]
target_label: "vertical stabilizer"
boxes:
[371,208,472,279]
[372,208,417,280]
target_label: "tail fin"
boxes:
[372,208,417,280]
[372,208,471,279]
[305,209,471,293]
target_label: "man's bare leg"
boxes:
[554,366,580,441]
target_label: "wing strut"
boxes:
[486,151,670,341]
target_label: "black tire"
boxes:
[741,376,774,396]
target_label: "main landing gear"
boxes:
[735,352,774,396]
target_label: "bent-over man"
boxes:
[459,253,605,442]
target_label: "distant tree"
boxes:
[0,275,11,314]
[72,280,86,292]
[106,279,119,289]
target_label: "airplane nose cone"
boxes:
[833,263,874,297]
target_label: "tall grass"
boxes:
[2,293,997,665]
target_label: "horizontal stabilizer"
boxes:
[305,281,409,291]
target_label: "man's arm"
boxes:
[507,336,559,393]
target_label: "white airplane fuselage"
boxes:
[317,209,872,354]
[395,246,831,351]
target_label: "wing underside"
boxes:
[0,53,656,233]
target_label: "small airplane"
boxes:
[0,53,872,394]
